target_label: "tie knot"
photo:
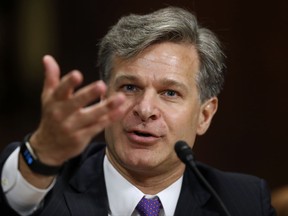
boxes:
[136,196,162,216]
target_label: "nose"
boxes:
[133,91,160,122]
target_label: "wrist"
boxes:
[20,134,64,176]
[29,132,67,166]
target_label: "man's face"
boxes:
[104,42,217,175]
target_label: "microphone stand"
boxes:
[175,141,232,216]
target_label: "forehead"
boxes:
[110,42,200,84]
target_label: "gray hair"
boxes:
[97,7,226,102]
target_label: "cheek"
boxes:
[105,121,123,147]
[166,106,200,139]
[105,95,137,139]
[105,124,128,163]
[104,127,114,149]
[105,108,133,149]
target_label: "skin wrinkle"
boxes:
[113,74,190,102]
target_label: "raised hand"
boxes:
[28,55,126,166]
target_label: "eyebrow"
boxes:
[113,74,140,86]
[160,78,187,89]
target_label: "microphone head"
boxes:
[174,140,194,163]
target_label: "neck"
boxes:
[107,151,185,195]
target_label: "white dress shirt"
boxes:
[1,148,183,216]
[104,156,183,216]
[1,147,55,216]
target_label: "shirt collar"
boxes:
[158,175,183,215]
[104,156,183,216]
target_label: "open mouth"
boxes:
[133,131,154,137]
[126,129,161,143]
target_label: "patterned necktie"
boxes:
[136,196,162,216]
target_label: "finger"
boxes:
[56,80,107,116]
[77,100,127,139]
[53,70,83,100]
[42,55,61,98]
[67,92,126,130]
[72,80,106,107]
[83,92,126,122]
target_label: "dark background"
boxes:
[1,0,287,191]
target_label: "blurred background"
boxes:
[0,0,287,194]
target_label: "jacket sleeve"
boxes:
[0,142,22,215]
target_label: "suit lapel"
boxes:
[174,167,219,216]
[65,148,110,216]
[61,144,220,216]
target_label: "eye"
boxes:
[162,90,179,98]
[121,84,138,93]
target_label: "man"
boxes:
[0,7,275,216]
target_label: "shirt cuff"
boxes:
[1,147,56,216]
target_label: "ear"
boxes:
[196,97,218,135]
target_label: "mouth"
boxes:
[133,130,155,137]
[126,129,161,144]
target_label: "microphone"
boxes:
[175,141,232,216]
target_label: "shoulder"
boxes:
[196,162,263,187]
[60,141,106,177]
[80,141,106,160]
[191,162,276,215]
[195,161,270,198]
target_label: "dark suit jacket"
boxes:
[0,141,276,216]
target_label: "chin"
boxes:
[123,152,162,168]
